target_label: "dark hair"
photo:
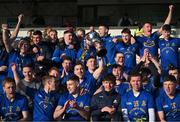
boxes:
[76,28,85,35]
[168,64,179,72]
[62,56,72,63]
[2,77,15,87]
[99,24,109,30]
[112,64,123,71]
[64,30,73,35]
[48,67,59,74]
[163,75,177,83]
[162,24,171,32]
[75,61,84,67]
[143,22,152,26]
[42,75,56,86]
[168,64,177,70]
[115,52,124,56]
[68,75,79,83]
[86,56,96,62]
[130,72,142,79]
[121,28,131,34]
[74,61,84,71]
[102,73,116,85]
[140,67,151,76]
[33,30,42,36]
[22,63,33,69]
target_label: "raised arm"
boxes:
[10,14,24,41]
[93,58,104,80]
[11,64,21,87]
[149,56,162,74]
[2,24,12,53]
[158,5,174,34]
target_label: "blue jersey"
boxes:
[117,42,139,74]
[59,68,74,85]
[0,93,28,121]
[142,76,157,96]
[80,72,97,95]
[7,50,34,79]
[136,32,160,57]
[101,35,120,64]
[58,93,91,121]
[121,90,154,121]
[52,46,77,64]
[115,82,130,96]
[33,89,60,121]
[77,47,96,62]
[156,90,180,121]
[159,37,180,73]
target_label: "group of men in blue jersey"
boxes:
[0,4,180,122]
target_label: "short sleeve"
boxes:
[58,94,66,107]
[147,93,154,109]
[156,96,163,111]
[22,96,29,111]
[121,95,127,109]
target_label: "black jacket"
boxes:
[90,89,121,121]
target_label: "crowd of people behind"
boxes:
[0,4,180,122]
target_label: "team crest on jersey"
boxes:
[141,100,146,106]
[171,102,176,109]
[144,40,155,47]
[79,102,84,107]
[16,106,20,112]
[44,96,50,103]
[9,106,13,113]
[133,101,139,107]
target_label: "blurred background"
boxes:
[0,0,179,27]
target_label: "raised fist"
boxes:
[18,14,24,22]
[1,24,8,30]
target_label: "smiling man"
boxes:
[156,75,180,121]
[117,28,139,74]
[90,74,121,121]
[53,75,90,121]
